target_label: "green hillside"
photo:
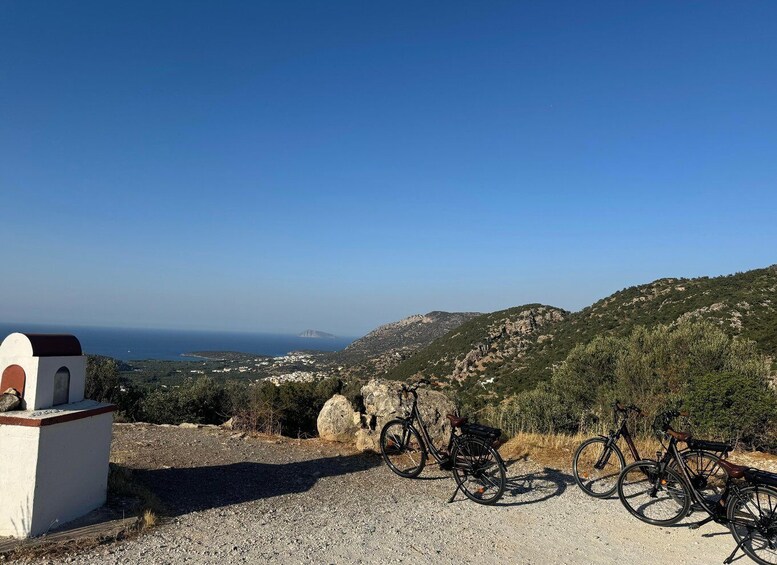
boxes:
[387,266,777,398]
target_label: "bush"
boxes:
[498,320,775,447]
[684,372,777,448]
[85,355,120,403]
[131,376,360,438]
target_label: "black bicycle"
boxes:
[379,380,507,505]
[573,402,644,497]
[574,403,732,499]
[617,413,777,564]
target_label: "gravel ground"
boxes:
[30,424,741,565]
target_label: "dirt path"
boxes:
[32,424,740,564]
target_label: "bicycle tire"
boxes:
[379,419,427,479]
[727,484,777,565]
[451,435,506,505]
[668,450,728,510]
[617,460,691,526]
[573,437,626,498]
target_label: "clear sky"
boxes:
[1,1,776,336]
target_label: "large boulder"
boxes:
[323,379,456,452]
[317,394,361,442]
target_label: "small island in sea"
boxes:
[298,329,337,339]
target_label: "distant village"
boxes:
[121,350,343,389]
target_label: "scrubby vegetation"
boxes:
[390,266,777,400]
[86,356,363,437]
[480,320,777,449]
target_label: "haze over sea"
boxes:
[0,323,354,362]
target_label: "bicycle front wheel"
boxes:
[727,484,777,565]
[451,435,506,505]
[617,460,690,526]
[380,419,427,478]
[573,437,625,498]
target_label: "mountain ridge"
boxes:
[385,265,777,400]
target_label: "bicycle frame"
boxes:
[398,389,457,464]
[594,410,641,470]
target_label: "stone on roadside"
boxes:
[317,395,360,443]
[179,422,200,429]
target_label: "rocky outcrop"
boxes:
[317,394,361,442]
[332,311,480,373]
[450,307,567,381]
[316,379,456,452]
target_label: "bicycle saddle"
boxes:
[447,414,468,428]
[718,459,748,479]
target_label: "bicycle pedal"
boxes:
[439,459,453,471]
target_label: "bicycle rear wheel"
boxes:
[379,419,427,478]
[669,450,728,510]
[451,435,506,505]
[727,484,777,565]
[573,437,625,498]
[617,460,690,526]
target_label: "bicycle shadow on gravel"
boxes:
[496,466,575,508]
[133,453,382,517]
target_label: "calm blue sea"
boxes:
[0,323,354,361]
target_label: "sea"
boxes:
[0,323,355,361]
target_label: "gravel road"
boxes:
[33,424,740,565]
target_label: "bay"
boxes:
[0,323,354,361]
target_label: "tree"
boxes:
[85,355,120,403]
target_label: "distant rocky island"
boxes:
[298,329,337,339]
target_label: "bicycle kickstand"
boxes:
[689,516,714,530]
[448,483,462,503]
[723,533,752,564]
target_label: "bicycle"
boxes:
[617,414,777,564]
[572,402,644,497]
[573,403,732,499]
[379,379,507,505]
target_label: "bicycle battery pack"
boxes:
[744,468,777,488]
[461,422,502,440]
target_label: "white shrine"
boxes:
[0,333,115,538]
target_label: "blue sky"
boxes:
[1,1,776,336]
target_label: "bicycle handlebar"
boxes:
[652,409,690,436]
[399,379,431,397]
[613,401,643,419]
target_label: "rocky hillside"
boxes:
[386,305,568,394]
[330,311,480,374]
[387,265,777,398]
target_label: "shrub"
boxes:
[498,320,774,447]
[684,371,777,448]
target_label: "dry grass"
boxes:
[498,432,777,471]
[141,509,157,531]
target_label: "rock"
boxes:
[316,380,456,451]
[317,395,360,443]
[0,388,21,412]
[355,429,377,452]
[222,417,235,430]
[179,422,200,429]
[359,379,454,451]
[316,379,456,453]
